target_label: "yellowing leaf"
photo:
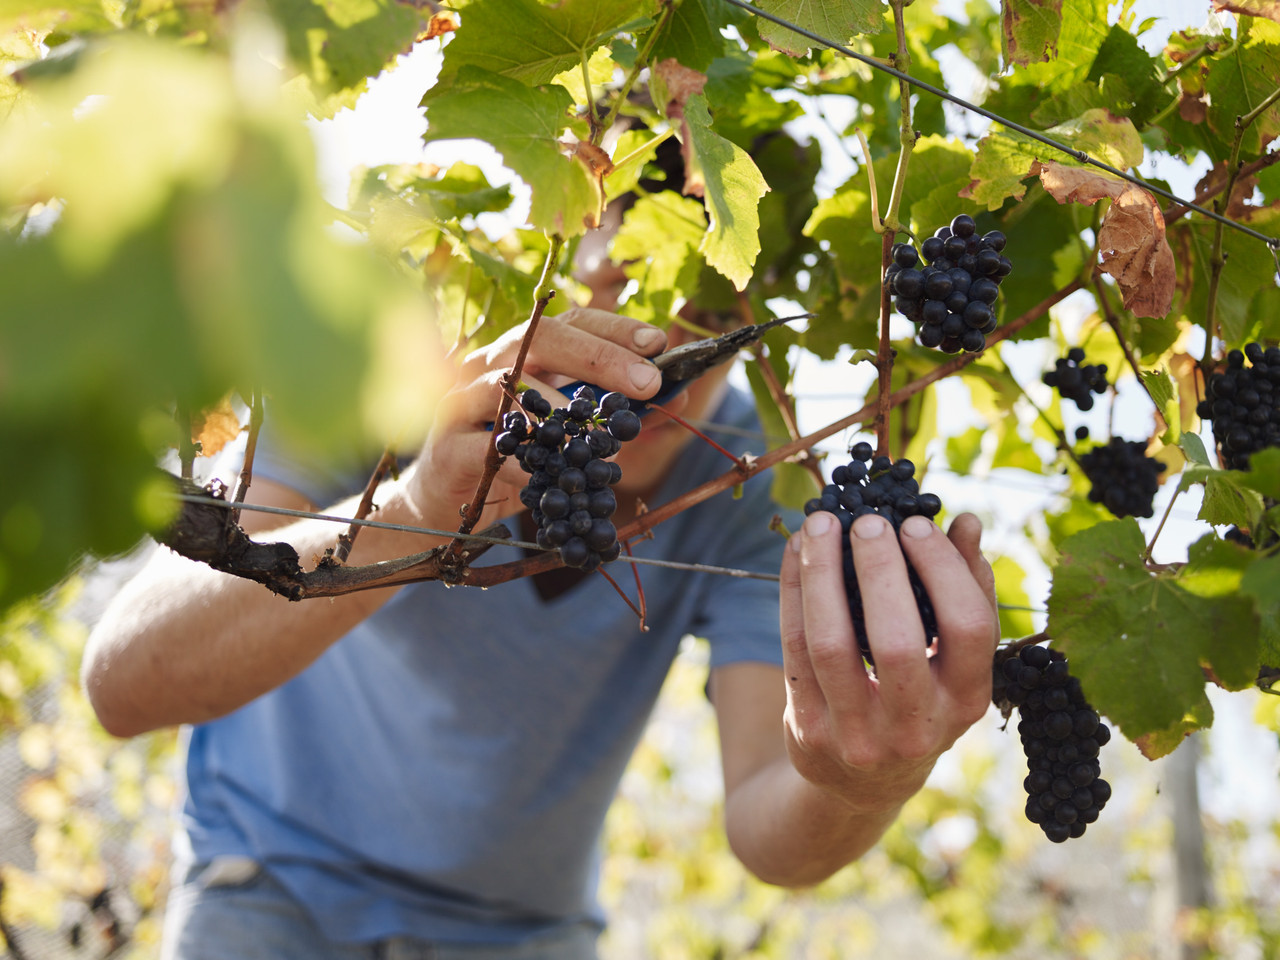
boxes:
[190,396,242,459]
[1031,161,1175,318]
[1002,0,1064,65]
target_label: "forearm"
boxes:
[83,470,447,737]
[724,757,907,887]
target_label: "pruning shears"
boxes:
[562,312,811,415]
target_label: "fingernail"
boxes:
[852,514,888,539]
[629,361,660,392]
[902,515,934,538]
[804,511,834,536]
[633,327,665,351]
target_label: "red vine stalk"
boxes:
[597,564,646,628]
[333,446,399,564]
[643,402,741,464]
[876,229,895,458]
[231,390,263,527]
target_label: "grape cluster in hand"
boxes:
[885,214,1011,355]
[495,387,641,572]
[1044,347,1109,411]
[993,644,1112,843]
[803,443,943,661]
[1195,342,1280,471]
[1079,438,1166,519]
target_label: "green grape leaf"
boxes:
[1001,0,1064,66]
[612,192,707,322]
[946,425,986,475]
[902,136,981,236]
[679,92,767,291]
[1240,554,1280,668]
[1204,17,1280,156]
[1181,206,1280,346]
[991,419,1043,473]
[1047,518,1258,742]
[264,0,430,114]
[649,0,732,71]
[1179,432,1211,466]
[1177,463,1264,529]
[754,0,883,57]
[604,130,663,202]
[1133,699,1215,760]
[992,555,1034,640]
[963,131,1042,210]
[421,68,601,237]
[993,0,1109,95]
[437,0,656,87]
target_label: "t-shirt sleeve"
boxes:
[688,469,803,672]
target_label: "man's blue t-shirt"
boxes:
[178,388,794,944]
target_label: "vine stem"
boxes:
[643,403,742,464]
[876,229,895,458]
[875,0,915,458]
[1093,278,1168,432]
[445,235,564,562]
[333,446,399,564]
[176,403,196,481]
[231,389,263,526]
[1202,84,1280,371]
[597,1,676,136]
[1143,482,1184,562]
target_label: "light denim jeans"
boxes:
[160,858,600,960]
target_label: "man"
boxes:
[82,239,999,958]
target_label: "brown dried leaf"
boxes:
[420,11,459,41]
[651,58,708,120]
[564,140,610,230]
[1178,92,1208,124]
[1032,161,1177,318]
[191,396,243,458]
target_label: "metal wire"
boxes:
[170,493,783,582]
[725,0,1280,250]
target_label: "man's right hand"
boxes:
[404,307,668,531]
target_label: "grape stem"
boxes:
[876,229,895,459]
[445,236,564,563]
[596,563,646,628]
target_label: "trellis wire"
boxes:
[725,0,1280,251]
[170,493,781,582]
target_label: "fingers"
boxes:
[462,307,668,401]
[948,512,998,616]
[796,512,869,719]
[779,532,824,717]
[848,513,933,716]
[898,513,998,698]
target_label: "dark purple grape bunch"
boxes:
[1044,347,1109,411]
[496,386,642,572]
[993,643,1112,843]
[1195,342,1280,471]
[803,442,943,661]
[885,214,1010,355]
[1078,437,1166,519]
